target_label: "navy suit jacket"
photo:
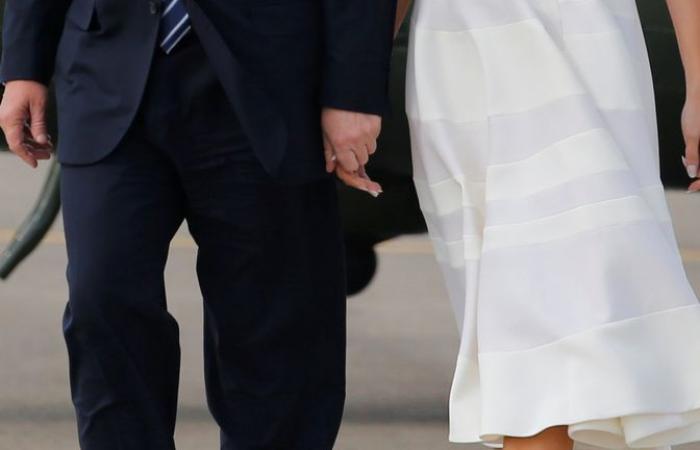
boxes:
[0,0,397,181]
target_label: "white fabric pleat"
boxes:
[407,0,700,448]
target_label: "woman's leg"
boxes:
[503,426,574,450]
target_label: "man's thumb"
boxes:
[30,100,48,145]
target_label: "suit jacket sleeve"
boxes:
[321,0,397,115]
[1,0,71,85]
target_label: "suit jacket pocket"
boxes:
[66,0,98,31]
[249,1,317,36]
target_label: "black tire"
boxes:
[345,237,378,297]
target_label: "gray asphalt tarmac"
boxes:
[1,153,699,449]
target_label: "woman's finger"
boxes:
[688,178,700,193]
[357,165,383,194]
[681,99,700,178]
[337,167,382,197]
[683,134,700,178]
[339,171,377,196]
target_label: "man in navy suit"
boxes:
[0,0,396,448]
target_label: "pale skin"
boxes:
[3,3,700,443]
[667,0,700,192]
[0,80,53,167]
[392,0,700,449]
[322,108,384,196]
[0,85,383,197]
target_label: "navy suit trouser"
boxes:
[59,35,346,450]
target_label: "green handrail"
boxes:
[0,159,61,279]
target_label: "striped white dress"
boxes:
[406,0,700,448]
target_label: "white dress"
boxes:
[406,0,700,448]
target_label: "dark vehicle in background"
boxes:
[0,1,690,294]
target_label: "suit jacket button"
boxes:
[149,0,162,15]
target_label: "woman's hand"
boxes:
[667,0,700,191]
[681,92,700,192]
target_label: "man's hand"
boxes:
[322,107,383,196]
[0,80,53,168]
[322,108,381,172]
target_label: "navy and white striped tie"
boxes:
[159,0,191,54]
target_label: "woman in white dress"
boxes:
[394,0,700,449]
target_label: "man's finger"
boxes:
[23,124,53,151]
[351,145,370,166]
[12,145,38,167]
[14,145,39,167]
[5,123,26,152]
[24,145,52,160]
[336,149,360,173]
[4,123,37,167]
[23,136,53,152]
[367,140,378,156]
[323,137,336,173]
[29,97,50,145]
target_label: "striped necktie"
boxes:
[159,0,192,54]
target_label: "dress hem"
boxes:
[448,304,700,449]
